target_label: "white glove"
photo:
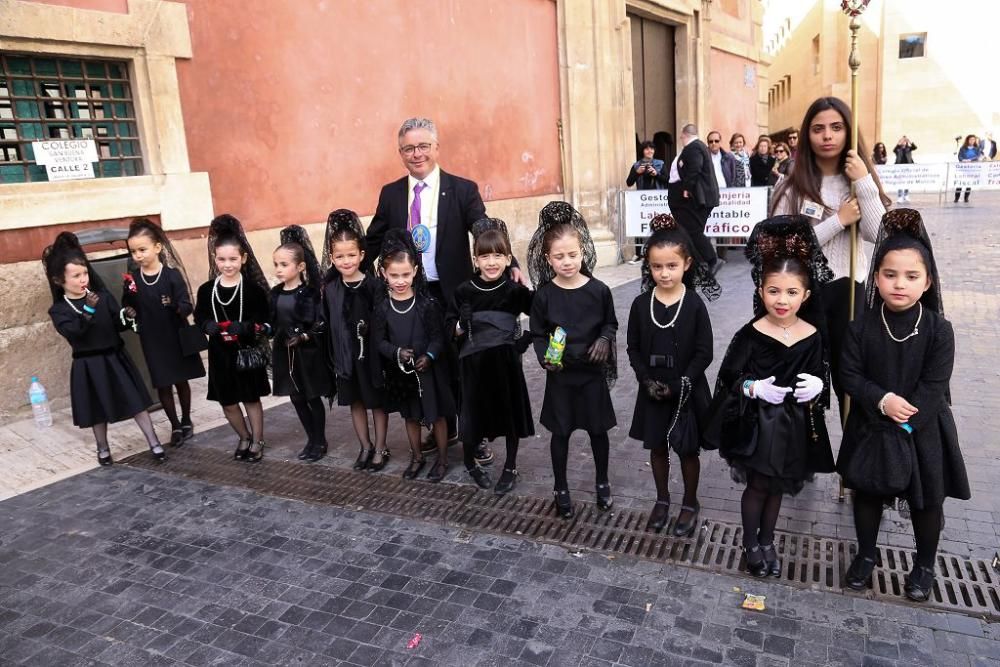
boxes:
[751,376,793,405]
[793,373,823,403]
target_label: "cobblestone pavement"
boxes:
[195,193,999,560]
[1,194,998,666]
[1,468,999,667]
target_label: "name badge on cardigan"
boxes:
[800,200,824,220]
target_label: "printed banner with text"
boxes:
[624,187,770,238]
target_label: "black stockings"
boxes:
[741,473,783,552]
[222,402,264,441]
[92,423,109,454]
[550,432,609,491]
[290,395,327,447]
[853,492,943,568]
[157,382,193,429]
[93,411,161,453]
[649,450,700,505]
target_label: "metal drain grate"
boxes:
[124,449,1000,620]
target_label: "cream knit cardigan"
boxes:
[771,173,886,281]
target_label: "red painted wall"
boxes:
[709,49,760,144]
[174,0,563,231]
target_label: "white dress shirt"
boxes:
[711,151,726,189]
[407,165,441,280]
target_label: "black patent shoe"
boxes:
[368,449,391,472]
[494,469,518,496]
[645,499,670,533]
[427,459,449,483]
[904,565,936,602]
[97,449,113,467]
[595,483,613,511]
[305,443,327,463]
[760,543,782,578]
[744,546,769,578]
[150,443,167,462]
[181,421,194,442]
[553,489,574,519]
[845,555,877,591]
[672,502,700,537]
[467,465,492,489]
[353,446,374,470]
[298,443,313,461]
[234,437,251,461]
[403,456,426,480]
[169,428,184,447]
[246,440,265,463]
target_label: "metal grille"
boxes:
[0,52,142,182]
[124,449,1000,621]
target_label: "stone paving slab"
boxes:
[189,194,1000,561]
[1,467,998,666]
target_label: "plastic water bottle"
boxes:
[29,376,52,428]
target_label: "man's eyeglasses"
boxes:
[707,139,721,144]
[399,143,435,157]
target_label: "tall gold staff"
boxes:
[838,0,871,502]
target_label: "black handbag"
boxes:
[236,335,270,371]
[841,421,913,496]
[178,322,208,357]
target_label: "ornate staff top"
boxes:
[840,0,871,17]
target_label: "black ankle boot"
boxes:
[553,490,574,519]
[845,555,877,591]
[595,483,613,511]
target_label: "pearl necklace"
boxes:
[140,265,163,286]
[211,276,243,322]
[471,279,506,292]
[389,295,416,314]
[343,276,364,289]
[650,285,685,329]
[63,293,86,314]
[881,302,921,343]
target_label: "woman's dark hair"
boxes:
[873,142,887,158]
[639,140,655,151]
[761,256,812,289]
[41,231,107,303]
[771,96,891,215]
[473,228,512,257]
[753,136,771,155]
[729,132,746,149]
[963,134,977,147]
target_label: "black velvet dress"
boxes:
[49,289,152,427]
[372,295,455,424]
[122,266,205,388]
[530,278,618,436]
[837,307,969,509]
[194,280,271,406]
[323,272,383,408]
[450,276,535,443]
[707,320,834,495]
[626,290,714,454]
[269,284,332,400]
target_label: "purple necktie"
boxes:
[409,182,427,232]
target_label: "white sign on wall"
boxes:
[624,187,770,238]
[31,139,99,182]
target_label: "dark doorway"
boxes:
[629,14,677,164]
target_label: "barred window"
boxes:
[0,53,143,183]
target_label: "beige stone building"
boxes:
[0,0,766,417]
[765,0,1000,162]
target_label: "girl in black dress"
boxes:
[42,232,166,465]
[123,218,205,447]
[193,215,272,462]
[708,217,836,578]
[838,209,969,602]
[626,214,720,536]
[270,225,333,463]
[371,229,456,482]
[322,210,389,472]
[450,218,534,494]
[528,202,618,519]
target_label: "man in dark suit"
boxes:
[667,123,724,274]
[707,130,736,187]
[366,117,527,465]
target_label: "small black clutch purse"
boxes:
[178,322,208,358]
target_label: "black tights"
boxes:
[222,402,264,441]
[290,395,327,447]
[853,492,942,568]
[92,410,160,452]
[741,473,783,550]
[650,450,700,506]
[550,432,609,491]
[464,435,520,471]
[156,381,192,429]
